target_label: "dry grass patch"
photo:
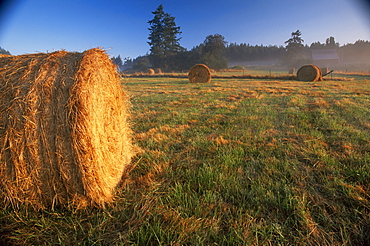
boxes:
[1,74,369,245]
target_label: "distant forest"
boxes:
[0,47,11,55]
[1,39,369,72]
[120,38,370,72]
[226,39,370,69]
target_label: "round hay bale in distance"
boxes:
[0,48,133,209]
[155,68,163,74]
[147,68,155,75]
[188,64,211,83]
[297,64,323,81]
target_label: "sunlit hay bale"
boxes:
[155,68,163,75]
[297,64,323,81]
[147,68,155,75]
[188,64,211,83]
[0,48,133,209]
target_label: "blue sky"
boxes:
[1,0,369,59]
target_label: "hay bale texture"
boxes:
[297,64,323,81]
[0,48,133,209]
[188,64,211,83]
[147,68,155,75]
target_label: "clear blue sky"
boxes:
[1,0,369,60]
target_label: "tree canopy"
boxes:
[200,34,228,69]
[285,30,304,47]
[111,55,123,71]
[147,4,184,71]
[120,16,370,72]
[283,30,311,67]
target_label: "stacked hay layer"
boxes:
[297,64,323,82]
[188,64,211,83]
[0,48,133,209]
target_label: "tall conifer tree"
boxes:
[148,4,184,70]
[284,30,310,67]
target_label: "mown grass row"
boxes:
[1,76,369,245]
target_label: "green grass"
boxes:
[1,75,370,245]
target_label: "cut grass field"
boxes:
[1,74,369,245]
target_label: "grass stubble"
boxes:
[1,73,369,245]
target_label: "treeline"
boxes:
[118,38,370,72]
[338,40,370,63]
[120,4,370,72]
[0,47,11,55]
[225,43,285,62]
[118,4,370,72]
[226,39,370,67]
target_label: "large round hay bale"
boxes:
[188,64,211,83]
[0,48,133,209]
[297,64,323,81]
[147,68,155,75]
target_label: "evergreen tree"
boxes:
[285,30,304,47]
[283,30,311,67]
[338,40,370,63]
[148,4,184,71]
[325,36,339,48]
[310,41,325,50]
[225,42,285,62]
[132,56,150,71]
[123,57,133,70]
[0,47,11,55]
[111,55,123,71]
[310,37,339,50]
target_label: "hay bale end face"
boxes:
[297,64,323,82]
[0,48,133,209]
[188,64,211,83]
